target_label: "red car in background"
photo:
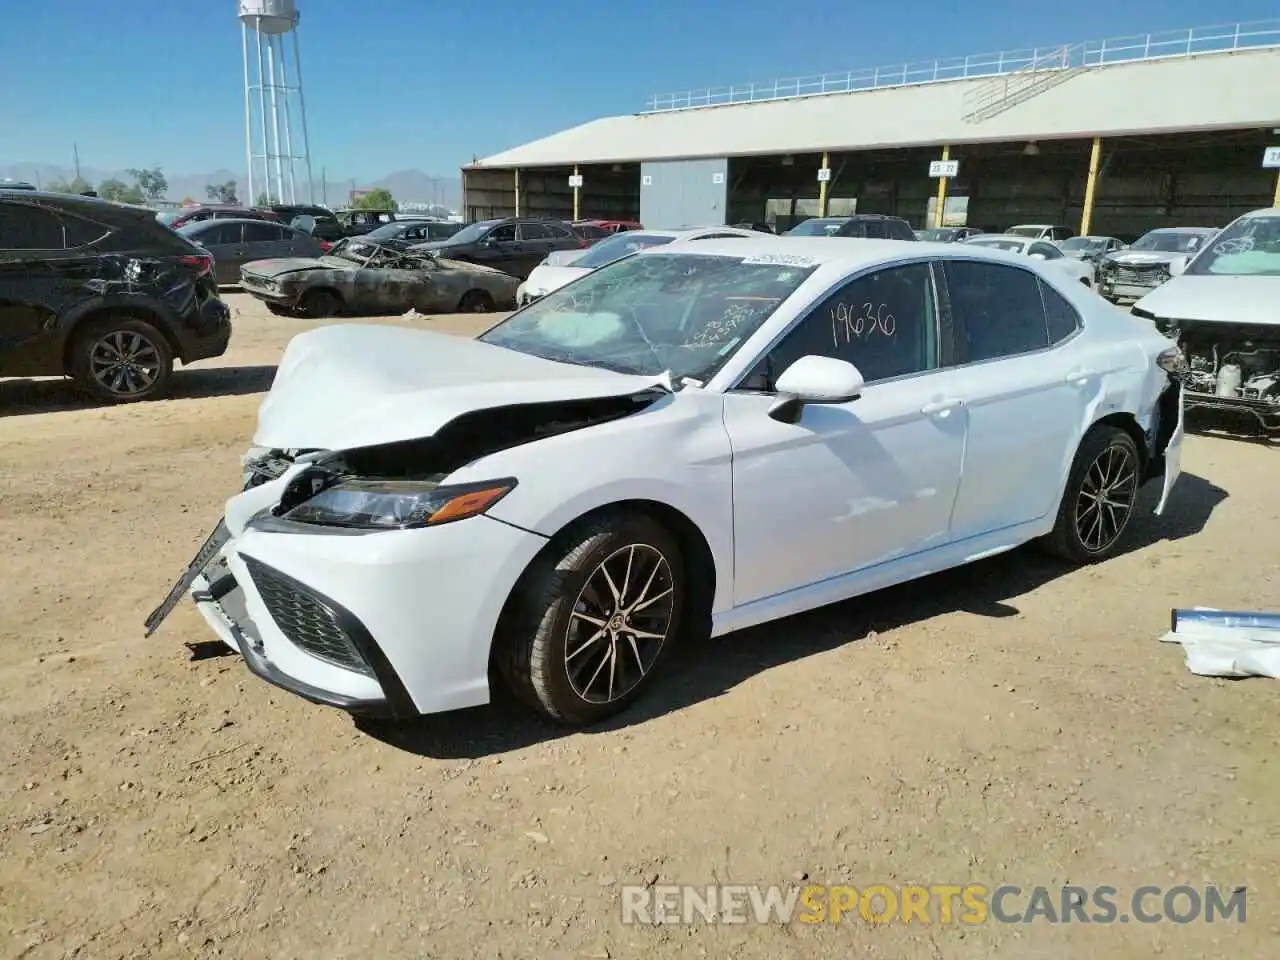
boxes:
[156,204,282,230]
[570,219,642,244]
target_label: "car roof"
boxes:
[181,217,291,228]
[1236,208,1280,221]
[968,233,1030,242]
[637,235,1038,269]
[0,189,156,219]
[1147,226,1216,234]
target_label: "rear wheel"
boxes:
[458,289,495,313]
[298,289,342,318]
[1040,425,1141,562]
[497,513,685,726]
[68,316,173,403]
[266,303,293,317]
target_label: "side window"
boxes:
[63,214,110,247]
[206,222,243,245]
[753,263,939,388]
[1040,279,1082,344]
[489,224,517,242]
[945,260,1048,362]
[244,222,283,242]
[520,222,551,240]
[1031,242,1062,260]
[0,204,66,250]
[863,221,886,239]
[693,232,749,240]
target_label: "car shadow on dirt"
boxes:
[359,470,1228,759]
[0,365,277,417]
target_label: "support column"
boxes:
[818,151,830,217]
[934,145,950,228]
[1273,168,1280,208]
[573,164,581,220]
[1080,136,1103,235]
[513,168,521,217]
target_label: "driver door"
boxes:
[721,261,968,606]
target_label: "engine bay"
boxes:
[1169,321,1280,429]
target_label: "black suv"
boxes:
[785,214,917,241]
[407,217,586,279]
[0,190,231,402]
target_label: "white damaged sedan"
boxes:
[145,238,1185,726]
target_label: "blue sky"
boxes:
[1,0,1274,179]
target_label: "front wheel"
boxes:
[497,513,685,725]
[458,289,495,313]
[298,289,343,318]
[1040,425,1141,562]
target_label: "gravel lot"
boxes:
[2,292,1277,959]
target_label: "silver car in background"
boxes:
[1097,227,1217,303]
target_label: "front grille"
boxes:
[243,556,372,675]
[1111,265,1167,286]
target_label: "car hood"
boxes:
[242,257,351,278]
[1105,250,1181,266]
[254,323,671,450]
[1134,275,1279,326]
[437,257,514,280]
[522,264,591,295]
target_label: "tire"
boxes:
[266,303,293,317]
[497,512,686,726]
[298,289,342,318]
[68,316,174,403]
[1040,424,1142,563]
[458,289,495,313]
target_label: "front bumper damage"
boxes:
[146,456,550,720]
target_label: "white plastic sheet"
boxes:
[1160,607,1280,679]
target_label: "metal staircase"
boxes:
[960,42,1093,123]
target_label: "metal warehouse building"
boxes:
[461,21,1280,236]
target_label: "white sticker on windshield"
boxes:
[741,253,817,267]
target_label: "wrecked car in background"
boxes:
[1097,227,1217,302]
[1133,208,1280,432]
[238,237,519,318]
[0,188,230,402]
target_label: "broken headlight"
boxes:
[281,477,517,530]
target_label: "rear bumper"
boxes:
[175,296,232,363]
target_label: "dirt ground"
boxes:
[2,292,1278,960]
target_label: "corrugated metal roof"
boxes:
[471,49,1280,169]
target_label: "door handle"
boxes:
[1065,368,1099,385]
[920,397,964,416]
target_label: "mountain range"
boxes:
[1,163,462,211]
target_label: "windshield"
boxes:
[1061,237,1104,252]
[479,251,817,380]
[156,210,181,226]
[573,232,676,269]
[785,218,847,237]
[176,223,205,238]
[1185,216,1280,277]
[918,228,956,241]
[967,237,1026,252]
[364,222,411,241]
[444,220,497,245]
[1131,230,1208,253]
[1005,226,1046,238]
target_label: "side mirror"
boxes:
[1167,255,1188,277]
[768,355,865,423]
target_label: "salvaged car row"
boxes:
[0,186,1274,432]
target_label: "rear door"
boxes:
[938,260,1092,539]
[243,221,292,263]
[200,222,247,284]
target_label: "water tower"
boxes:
[239,0,314,206]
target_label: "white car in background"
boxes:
[964,234,1097,287]
[1132,207,1280,431]
[516,226,762,306]
[145,238,1183,728]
